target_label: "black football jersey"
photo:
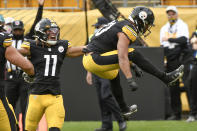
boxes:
[21,40,70,95]
[0,32,12,80]
[0,32,12,96]
[87,20,138,54]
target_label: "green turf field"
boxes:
[62,121,197,131]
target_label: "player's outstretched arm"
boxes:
[117,32,139,91]
[38,0,45,5]
[117,32,132,79]
[66,46,86,57]
[5,46,34,76]
[25,0,45,39]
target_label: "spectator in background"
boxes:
[186,27,197,122]
[86,17,133,131]
[160,6,189,120]
[0,14,5,28]
[4,17,15,34]
[4,0,45,130]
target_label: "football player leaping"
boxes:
[83,6,184,104]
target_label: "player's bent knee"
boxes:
[49,127,60,131]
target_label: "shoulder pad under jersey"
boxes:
[57,40,71,47]
[122,25,137,42]
[0,33,13,47]
[21,39,36,50]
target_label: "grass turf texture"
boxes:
[62,121,197,131]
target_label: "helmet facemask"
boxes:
[141,21,154,37]
[46,27,60,45]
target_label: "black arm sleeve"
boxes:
[168,36,187,45]
[25,4,43,39]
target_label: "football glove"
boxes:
[127,78,138,92]
[131,63,143,78]
[22,72,35,83]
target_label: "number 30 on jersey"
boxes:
[95,20,116,36]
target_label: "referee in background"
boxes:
[160,6,189,120]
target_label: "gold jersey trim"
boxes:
[122,25,137,42]
[68,42,72,48]
[3,38,12,47]
[21,41,30,50]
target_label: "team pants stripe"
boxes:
[1,97,18,131]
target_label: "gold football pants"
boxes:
[83,48,135,79]
[0,97,18,131]
[25,94,65,131]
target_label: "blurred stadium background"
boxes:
[1,0,197,131]
[0,0,197,47]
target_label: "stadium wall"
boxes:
[0,7,197,47]
[60,47,166,121]
[0,0,86,11]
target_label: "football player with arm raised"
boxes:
[18,18,85,131]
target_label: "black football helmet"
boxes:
[128,6,155,37]
[35,18,60,45]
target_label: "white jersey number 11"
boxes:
[44,55,57,76]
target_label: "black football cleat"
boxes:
[122,104,137,120]
[164,65,184,86]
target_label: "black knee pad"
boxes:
[49,127,60,131]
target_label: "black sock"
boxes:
[129,50,165,81]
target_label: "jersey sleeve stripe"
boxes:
[122,25,137,42]
[68,42,72,48]
[21,41,30,50]
[126,26,137,37]
[3,38,12,47]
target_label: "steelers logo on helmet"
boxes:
[58,46,64,53]
[139,11,147,20]
[128,6,155,37]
